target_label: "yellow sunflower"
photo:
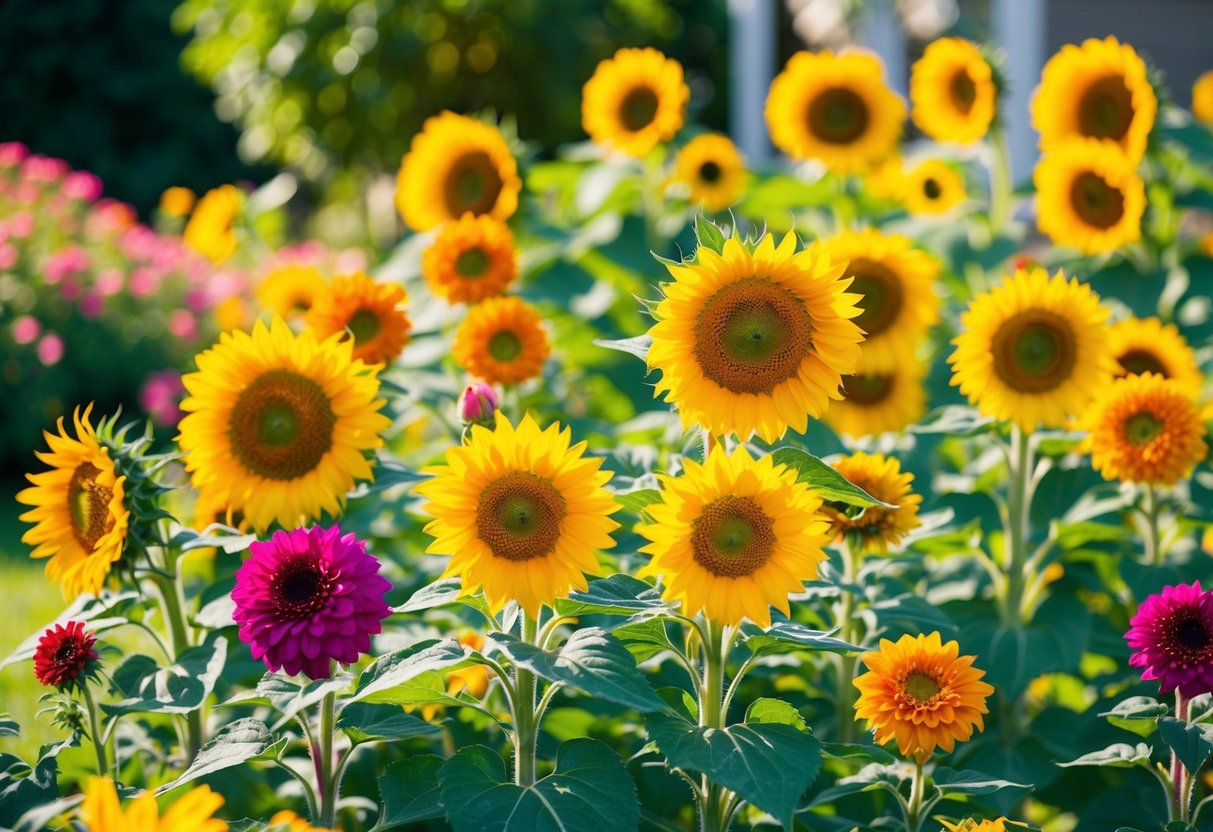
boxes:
[765,49,905,174]
[864,155,907,201]
[823,229,940,370]
[306,272,411,366]
[183,184,241,264]
[825,360,927,438]
[823,452,922,555]
[853,631,994,762]
[940,820,1017,832]
[18,405,129,600]
[80,777,227,832]
[637,445,829,628]
[256,265,327,321]
[1032,36,1157,162]
[582,47,689,157]
[159,186,196,218]
[1109,316,1203,398]
[396,111,522,231]
[949,266,1113,432]
[421,213,518,304]
[453,295,550,385]
[177,317,390,532]
[267,811,326,831]
[911,37,998,145]
[1082,373,1207,485]
[416,413,619,616]
[1034,138,1145,255]
[1195,71,1213,125]
[902,159,966,215]
[672,134,746,212]
[647,232,864,443]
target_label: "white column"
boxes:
[857,2,907,98]
[992,0,1047,184]
[728,0,776,162]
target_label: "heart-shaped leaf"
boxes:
[378,755,445,828]
[160,718,284,792]
[350,639,468,704]
[102,636,227,716]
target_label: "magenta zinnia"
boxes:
[1125,581,1213,698]
[232,525,392,679]
[34,620,98,689]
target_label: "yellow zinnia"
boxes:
[949,266,1114,432]
[183,184,242,264]
[18,405,129,600]
[581,47,689,158]
[306,272,411,366]
[672,134,746,212]
[902,159,966,215]
[647,232,864,442]
[417,413,619,616]
[823,452,921,555]
[421,213,518,304]
[911,37,998,145]
[1194,71,1213,125]
[453,295,550,386]
[256,265,327,321]
[1034,138,1145,255]
[825,360,927,438]
[637,445,830,628]
[1109,316,1202,399]
[177,317,390,531]
[766,49,905,174]
[396,112,521,231]
[79,777,227,832]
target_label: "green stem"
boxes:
[318,691,338,827]
[1174,691,1191,822]
[80,683,108,777]
[1143,484,1163,565]
[698,618,731,832]
[642,153,666,254]
[836,542,861,744]
[988,127,1013,237]
[1001,426,1032,628]
[151,569,202,760]
[513,613,539,787]
[905,758,925,832]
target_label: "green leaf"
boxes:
[394,578,491,616]
[907,405,995,436]
[614,488,663,515]
[593,334,651,361]
[350,639,469,704]
[1159,718,1213,776]
[378,755,445,828]
[160,718,284,792]
[255,673,352,730]
[932,767,1031,796]
[1,591,140,669]
[0,715,18,738]
[556,573,670,618]
[646,712,821,830]
[438,739,638,832]
[694,214,728,254]
[487,627,666,713]
[1099,696,1169,720]
[102,636,227,716]
[1057,742,1153,768]
[769,447,896,509]
[742,619,862,657]
[745,698,806,730]
[820,742,898,766]
[338,703,441,744]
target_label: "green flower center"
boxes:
[807,87,870,144]
[619,86,660,132]
[347,308,381,345]
[477,471,567,561]
[488,330,523,362]
[455,246,490,278]
[229,369,336,480]
[1078,75,1134,141]
[443,151,504,217]
[68,462,114,553]
[1070,171,1125,229]
[691,496,776,578]
[902,670,941,704]
[991,311,1078,393]
[1124,411,1164,446]
[848,259,905,337]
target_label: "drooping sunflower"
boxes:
[765,49,905,174]
[823,452,922,555]
[80,777,227,832]
[306,272,411,366]
[825,360,927,438]
[1034,138,1145,255]
[672,134,746,212]
[823,229,940,370]
[949,267,1114,432]
[183,184,241,264]
[637,445,830,628]
[177,317,390,532]
[581,47,689,158]
[910,37,998,145]
[902,159,966,215]
[1082,373,1207,485]
[416,413,619,616]
[256,265,327,321]
[453,295,550,385]
[18,405,129,600]
[1109,316,1202,399]
[1195,71,1213,125]
[853,631,994,762]
[395,111,522,232]
[1032,36,1157,162]
[421,213,518,304]
[647,232,864,442]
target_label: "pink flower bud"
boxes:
[458,381,500,425]
[12,316,41,345]
[37,333,64,366]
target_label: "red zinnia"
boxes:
[34,620,98,689]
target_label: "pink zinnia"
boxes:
[232,526,392,679]
[1126,581,1213,698]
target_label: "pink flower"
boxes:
[11,316,41,345]
[129,266,159,297]
[0,243,17,270]
[44,246,89,284]
[37,333,64,366]
[0,142,29,166]
[79,291,104,318]
[96,267,124,296]
[138,370,185,427]
[9,213,34,239]
[168,309,197,340]
[1126,581,1213,698]
[458,380,500,425]
[232,526,392,679]
[63,171,103,202]
[21,155,68,183]
[59,277,81,301]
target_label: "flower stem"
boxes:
[80,683,108,776]
[987,127,1014,237]
[836,542,861,744]
[151,568,202,760]
[905,758,926,832]
[1142,484,1163,565]
[1001,426,1033,628]
[1173,691,1191,822]
[317,690,338,828]
[513,613,539,787]
[697,618,732,832]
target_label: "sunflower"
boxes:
[416,413,619,616]
[1034,138,1145,255]
[256,265,327,321]
[80,777,227,832]
[825,360,927,438]
[582,47,689,157]
[183,184,241,264]
[177,317,390,532]
[647,232,864,442]
[902,159,966,215]
[17,405,129,600]
[1109,316,1203,398]
[672,134,746,212]
[396,111,522,231]
[421,213,518,304]
[1082,373,1207,485]
[1032,36,1157,162]
[453,295,550,385]
[823,452,922,554]
[1195,71,1213,125]
[853,631,994,762]
[940,820,1017,832]
[864,155,908,201]
[949,266,1113,432]
[910,38,998,145]
[823,229,940,370]
[306,272,411,366]
[637,445,829,628]
[765,49,905,174]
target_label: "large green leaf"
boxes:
[555,573,670,618]
[338,703,441,744]
[350,639,469,704]
[394,578,491,617]
[102,636,227,716]
[742,619,861,658]
[250,672,352,730]
[1057,742,1153,768]
[646,712,821,830]
[438,739,638,832]
[159,718,284,792]
[769,448,895,508]
[1159,718,1213,776]
[932,767,1031,796]
[377,755,445,828]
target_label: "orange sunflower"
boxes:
[306,272,411,366]
[453,296,550,385]
[421,213,518,304]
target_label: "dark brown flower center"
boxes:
[991,310,1078,393]
[1117,349,1168,378]
[272,557,333,619]
[443,151,504,217]
[619,86,660,132]
[1070,171,1125,229]
[848,259,905,337]
[922,177,943,200]
[691,496,776,578]
[950,68,977,113]
[488,329,522,362]
[693,278,814,395]
[347,308,381,345]
[807,87,870,144]
[1078,75,1135,141]
[902,670,942,705]
[842,373,894,405]
[54,639,82,663]
[699,160,723,184]
[456,246,490,278]
[1124,411,1165,446]
[477,471,566,561]
[68,462,114,553]
[229,369,336,480]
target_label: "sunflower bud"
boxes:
[458,381,500,426]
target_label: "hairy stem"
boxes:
[80,683,108,777]
[513,613,539,787]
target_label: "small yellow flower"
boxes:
[159,186,197,218]
[902,160,966,215]
[672,134,746,211]
[1194,70,1213,125]
[582,47,689,157]
[184,184,242,264]
[911,38,998,145]
[257,265,327,321]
